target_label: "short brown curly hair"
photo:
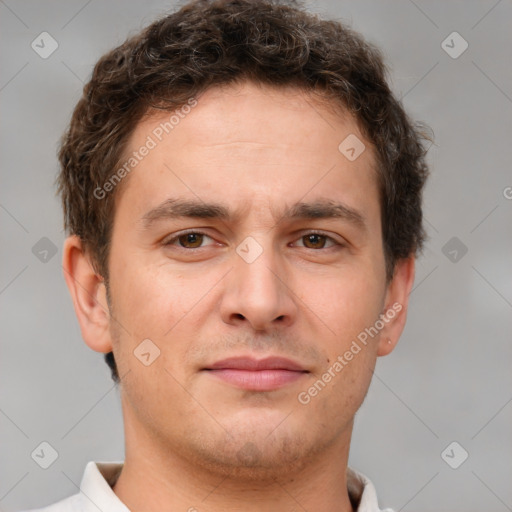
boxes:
[57,0,430,383]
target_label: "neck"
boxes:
[113,399,355,512]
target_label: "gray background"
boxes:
[1,1,511,511]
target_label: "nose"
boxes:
[219,243,298,332]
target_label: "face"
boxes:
[89,81,408,479]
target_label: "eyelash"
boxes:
[162,230,344,250]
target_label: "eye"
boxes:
[293,232,341,250]
[163,231,214,249]
[162,230,343,251]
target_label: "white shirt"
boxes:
[21,461,393,512]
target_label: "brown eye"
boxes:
[293,232,340,250]
[177,232,204,248]
[162,231,218,252]
[302,233,328,249]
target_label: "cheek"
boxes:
[112,259,189,334]
[310,265,385,347]
[298,263,384,409]
[317,352,376,423]
[108,262,199,418]
[109,258,226,380]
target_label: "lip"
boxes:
[203,356,309,391]
[206,356,307,372]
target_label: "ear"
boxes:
[376,256,416,357]
[62,235,113,354]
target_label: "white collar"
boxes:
[79,461,129,512]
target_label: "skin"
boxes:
[63,80,415,512]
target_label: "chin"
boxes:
[194,439,310,482]
[182,418,332,482]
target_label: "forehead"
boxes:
[143,82,364,157]
[114,81,380,232]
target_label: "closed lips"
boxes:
[204,356,308,372]
[202,356,309,391]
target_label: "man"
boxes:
[26,0,430,510]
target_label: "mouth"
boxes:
[202,356,309,391]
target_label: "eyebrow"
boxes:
[140,197,367,232]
